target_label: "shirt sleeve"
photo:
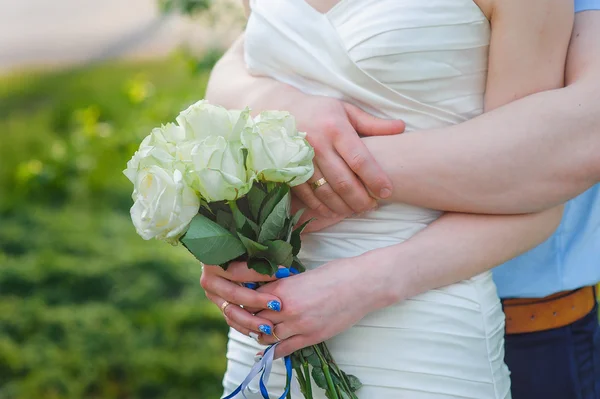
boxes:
[575,0,600,12]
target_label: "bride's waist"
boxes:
[299,202,442,262]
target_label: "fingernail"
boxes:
[254,354,263,362]
[259,325,272,335]
[289,267,300,275]
[249,332,260,342]
[379,188,392,199]
[267,300,281,312]
[275,268,291,279]
[243,282,259,290]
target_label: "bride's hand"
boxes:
[200,263,284,337]
[255,254,395,359]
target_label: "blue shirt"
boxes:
[575,0,600,11]
[493,0,600,298]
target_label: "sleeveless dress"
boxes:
[223,1,511,398]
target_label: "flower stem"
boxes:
[314,345,339,399]
[293,353,313,399]
[320,344,358,399]
[302,361,313,398]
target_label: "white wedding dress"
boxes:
[223,0,511,398]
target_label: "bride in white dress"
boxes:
[202,0,573,398]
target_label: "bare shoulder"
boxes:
[483,0,574,110]
[567,11,600,84]
[487,0,573,23]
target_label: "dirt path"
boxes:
[0,0,240,72]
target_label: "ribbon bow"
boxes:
[223,343,293,399]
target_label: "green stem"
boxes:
[314,346,339,399]
[320,344,359,399]
[293,353,313,399]
[302,361,313,398]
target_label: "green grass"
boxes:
[0,56,229,399]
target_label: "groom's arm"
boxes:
[207,12,600,215]
[364,11,600,214]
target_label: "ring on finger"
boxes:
[311,177,328,190]
[272,330,282,342]
[220,301,231,314]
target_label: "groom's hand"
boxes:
[290,97,406,217]
[207,37,405,216]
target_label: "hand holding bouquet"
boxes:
[125,100,361,398]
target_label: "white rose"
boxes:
[176,99,252,142]
[188,135,253,202]
[130,166,200,242]
[123,123,189,184]
[242,111,314,186]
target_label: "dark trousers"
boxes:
[505,306,600,399]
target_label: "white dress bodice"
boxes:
[244,0,490,259]
[223,1,510,398]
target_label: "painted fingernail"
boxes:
[275,268,291,279]
[267,300,281,312]
[379,188,392,199]
[249,332,260,342]
[243,282,259,290]
[289,267,300,275]
[259,325,272,335]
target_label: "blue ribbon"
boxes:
[223,343,293,399]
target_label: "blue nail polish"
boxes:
[243,282,259,290]
[267,300,281,312]
[289,267,300,275]
[275,268,291,279]
[259,325,272,335]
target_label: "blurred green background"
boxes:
[0,1,241,398]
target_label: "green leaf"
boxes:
[306,352,321,368]
[216,210,234,231]
[240,221,258,240]
[311,366,328,390]
[229,201,247,230]
[301,347,314,358]
[248,258,278,276]
[340,391,352,399]
[265,240,293,267]
[258,191,291,242]
[180,214,246,265]
[247,184,267,220]
[284,208,305,241]
[290,208,305,228]
[291,218,312,256]
[259,184,290,225]
[346,374,362,392]
[292,257,307,273]
[238,234,268,257]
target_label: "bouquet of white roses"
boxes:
[124,100,361,399]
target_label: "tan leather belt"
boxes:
[503,286,596,335]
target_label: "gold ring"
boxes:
[312,177,328,190]
[220,301,231,313]
[272,331,282,342]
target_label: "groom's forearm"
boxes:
[368,207,564,305]
[363,83,598,214]
[363,13,600,214]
